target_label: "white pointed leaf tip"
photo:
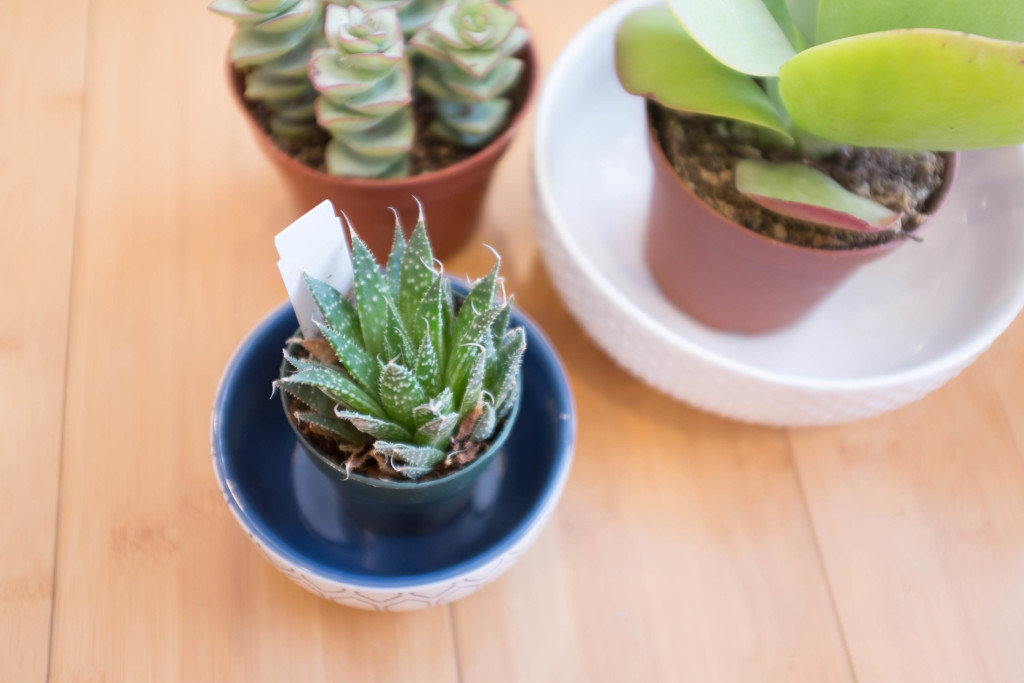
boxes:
[340,211,357,239]
[498,276,507,303]
[431,257,444,274]
[412,195,425,224]
[388,206,402,229]
[481,243,501,263]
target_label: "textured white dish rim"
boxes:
[533,0,1024,393]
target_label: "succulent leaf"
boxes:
[378,359,428,429]
[664,0,797,77]
[386,222,407,298]
[493,326,525,415]
[452,260,499,344]
[373,442,446,479]
[457,351,487,418]
[335,409,413,440]
[296,410,370,445]
[412,274,448,371]
[779,29,1024,150]
[398,219,437,331]
[413,411,460,447]
[469,400,496,442]
[314,319,379,392]
[736,160,903,232]
[615,7,793,143]
[414,332,442,397]
[304,273,363,341]
[280,364,386,417]
[817,0,1024,45]
[349,230,392,358]
[412,386,455,426]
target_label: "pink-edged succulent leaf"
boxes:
[664,0,797,76]
[616,7,793,143]
[779,29,1024,150]
[735,160,903,232]
[817,0,1024,44]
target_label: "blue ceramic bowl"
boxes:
[211,301,575,610]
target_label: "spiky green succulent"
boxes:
[309,5,415,178]
[411,0,529,148]
[616,0,1024,234]
[277,211,525,480]
[211,0,326,138]
[328,0,445,35]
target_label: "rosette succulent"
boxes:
[328,0,445,35]
[277,210,525,480]
[310,4,414,177]
[211,0,325,137]
[411,0,529,148]
[616,0,1024,233]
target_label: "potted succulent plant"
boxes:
[615,0,1024,333]
[211,0,535,259]
[275,211,525,534]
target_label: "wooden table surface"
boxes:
[4,0,1024,680]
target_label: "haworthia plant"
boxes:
[277,208,525,480]
[410,0,529,148]
[310,4,415,178]
[616,0,1024,232]
[210,0,326,137]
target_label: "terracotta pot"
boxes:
[228,45,537,260]
[644,109,959,334]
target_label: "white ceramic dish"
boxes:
[533,0,1024,426]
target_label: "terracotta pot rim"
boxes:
[226,40,538,190]
[645,106,960,258]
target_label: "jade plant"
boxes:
[212,0,529,177]
[616,0,1024,233]
[277,211,525,480]
[411,0,530,147]
[211,0,326,137]
[310,5,415,177]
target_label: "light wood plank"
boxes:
[790,346,1024,682]
[49,0,458,680]
[449,283,855,682]
[0,1,89,680]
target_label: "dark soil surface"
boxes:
[650,104,951,249]
[243,57,530,177]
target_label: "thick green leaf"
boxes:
[779,29,1024,150]
[452,262,500,347]
[295,411,369,446]
[414,333,442,398]
[762,0,807,50]
[349,229,391,358]
[413,411,459,448]
[817,0,1024,44]
[664,0,797,76]
[374,442,446,479]
[785,0,819,45]
[398,218,437,332]
[378,360,427,429]
[314,320,378,394]
[493,327,525,415]
[412,275,447,375]
[616,7,793,142]
[303,274,362,343]
[335,409,413,441]
[386,222,406,300]
[458,352,487,418]
[470,400,496,442]
[279,365,386,418]
[412,387,455,427]
[735,160,902,231]
[446,306,502,388]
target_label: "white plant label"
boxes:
[275,200,354,339]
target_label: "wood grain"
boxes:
[7,0,1023,680]
[790,348,1024,682]
[0,1,89,681]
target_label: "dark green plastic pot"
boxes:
[279,349,522,536]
